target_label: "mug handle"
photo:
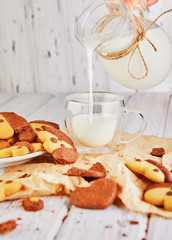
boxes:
[120,107,147,144]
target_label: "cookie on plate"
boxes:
[0,112,29,139]
[0,141,43,158]
[0,136,18,150]
[18,120,60,142]
[31,126,78,164]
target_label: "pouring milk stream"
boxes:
[72,0,172,148]
[72,37,118,147]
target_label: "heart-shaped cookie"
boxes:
[69,178,118,209]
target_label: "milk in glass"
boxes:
[72,113,117,147]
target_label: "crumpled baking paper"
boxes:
[2,133,172,218]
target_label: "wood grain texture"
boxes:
[56,204,148,240]
[0,197,70,240]
[0,0,171,93]
[0,93,53,118]
[147,215,172,240]
[0,93,172,240]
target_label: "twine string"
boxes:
[93,2,172,80]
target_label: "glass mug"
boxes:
[65,92,147,154]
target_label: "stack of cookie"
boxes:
[125,148,172,211]
[0,112,78,164]
[0,112,43,158]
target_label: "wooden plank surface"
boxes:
[125,92,171,137]
[0,0,171,93]
[0,197,69,240]
[56,204,148,240]
[0,93,172,240]
[0,93,53,118]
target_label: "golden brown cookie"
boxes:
[125,159,172,183]
[0,180,22,201]
[18,125,37,143]
[144,183,172,211]
[69,178,118,209]
[22,197,44,211]
[0,220,17,234]
[67,163,106,179]
[32,126,78,164]
[67,167,106,179]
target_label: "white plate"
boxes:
[0,150,46,168]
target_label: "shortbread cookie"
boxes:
[33,126,78,164]
[18,120,60,142]
[144,183,172,211]
[31,142,43,152]
[0,141,43,158]
[0,180,22,201]
[22,197,44,211]
[30,120,59,130]
[0,220,17,234]
[125,159,172,183]
[67,163,106,179]
[151,147,165,157]
[0,112,28,139]
[69,178,118,209]
[0,136,18,150]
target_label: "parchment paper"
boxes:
[2,133,172,218]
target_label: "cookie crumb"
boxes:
[22,197,44,211]
[128,220,139,225]
[151,147,165,157]
[122,233,127,237]
[0,220,17,234]
[105,225,112,229]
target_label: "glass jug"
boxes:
[75,0,172,90]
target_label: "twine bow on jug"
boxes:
[93,1,172,80]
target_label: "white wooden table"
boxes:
[0,92,172,240]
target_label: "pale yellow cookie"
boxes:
[0,136,17,150]
[0,180,22,201]
[126,159,164,182]
[144,183,172,211]
[0,141,41,158]
[29,125,78,164]
[0,114,14,139]
[12,145,30,157]
[37,131,72,154]
[164,193,172,211]
[32,142,43,152]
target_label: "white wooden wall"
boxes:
[0,0,171,94]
